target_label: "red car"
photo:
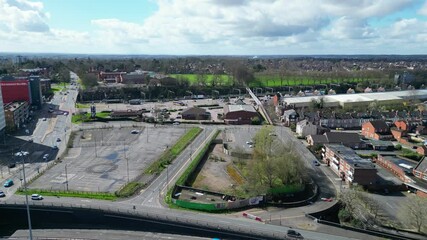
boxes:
[321,197,333,202]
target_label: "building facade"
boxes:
[361,120,393,140]
[296,120,317,137]
[0,84,6,137]
[223,105,259,125]
[29,76,42,108]
[0,79,31,104]
[4,101,29,131]
[322,144,377,185]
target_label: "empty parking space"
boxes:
[29,126,187,192]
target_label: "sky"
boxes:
[1,0,427,55]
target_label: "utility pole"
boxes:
[65,164,69,191]
[16,151,33,240]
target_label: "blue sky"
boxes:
[1,0,427,55]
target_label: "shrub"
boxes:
[395,144,402,150]
[115,182,144,198]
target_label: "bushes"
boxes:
[115,182,144,198]
[400,148,423,161]
[395,144,402,150]
[145,127,202,174]
[17,188,117,201]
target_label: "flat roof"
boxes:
[325,144,375,169]
[283,89,427,107]
[381,155,417,173]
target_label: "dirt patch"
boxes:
[192,143,242,193]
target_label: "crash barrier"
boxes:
[306,214,422,240]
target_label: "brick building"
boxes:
[376,155,416,183]
[361,120,393,140]
[322,144,377,186]
[223,105,259,125]
[4,101,29,131]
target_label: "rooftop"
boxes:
[226,104,256,113]
[381,155,417,173]
[326,144,375,169]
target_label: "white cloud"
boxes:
[0,0,49,32]
[419,0,427,15]
[1,0,426,54]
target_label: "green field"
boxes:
[170,74,367,87]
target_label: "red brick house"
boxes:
[394,120,421,132]
[361,120,393,140]
[391,128,409,145]
[417,146,427,156]
[223,105,259,125]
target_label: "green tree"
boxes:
[80,73,99,88]
[400,195,427,233]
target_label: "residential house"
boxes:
[394,120,421,132]
[282,109,298,127]
[296,120,317,137]
[223,105,259,125]
[391,128,409,145]
[417,146,427,156]
[307,132,363,149]
[181,107,210,120]
[322,144,377,185]
[366,140,395,151]
[361,120,393,140]
[416,126,427,135]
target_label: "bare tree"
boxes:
[400,195,427,233]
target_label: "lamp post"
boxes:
[15,151,33,240]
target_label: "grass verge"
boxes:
[71,112,111,124]
[145,127,202,174]
[16,188,117,201]
[76,103,90,108]
[115,182,145,198]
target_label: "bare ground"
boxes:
[192,143,239,193]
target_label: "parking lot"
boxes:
[83,97,256,123]
[29,126,187,192]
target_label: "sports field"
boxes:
[170,73,369,87]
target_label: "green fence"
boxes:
[173,199,217,211]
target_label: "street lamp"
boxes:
[15,151,33,240]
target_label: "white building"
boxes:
[0,84,6,134]
[296,119,317,137]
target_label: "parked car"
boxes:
[8,163,16,168]
[0,190,5,197]
[52,146,58,150]
[173,122,180,125]
[3,179,13,187]
[31,194,43,200]
[131,129,140,134]
[56,138,61,142]
[313,160,320,166]
[287,229,303,239]
[42,118,47,121]
[43,154,49,160]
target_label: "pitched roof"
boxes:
[414,157,427,174]
[308,135,328,144]
[182,107,207,115]
[369,120,389,130]
[226,104,256,113]
[325,132,361,144]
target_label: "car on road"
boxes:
[31,194,43,200]
[42,118,47,121]
[28,138,33,143]
[52,145,58,150]
[63,112,69,116]
[287,229,303,239]
[246,141,253,145]
[56,138,61,142]
[313,160,320,166]
[268,133,277,136]
[249,144,254,148]
[3,179,13,188]
[8,163,16,168]
[0,190,5,197]
[131,129,140,134]
[173,122,180,125]
[43,154,49,160]
[321,197,333,202]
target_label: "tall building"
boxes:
[0,84,6,137]
[29,76,42,109]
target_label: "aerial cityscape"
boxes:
[1,0,427,240]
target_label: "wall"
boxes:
[0,80,30,104]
